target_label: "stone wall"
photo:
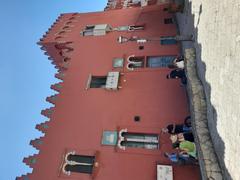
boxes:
[185,48,223,180]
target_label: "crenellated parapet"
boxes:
[38,13,79,45]
[55,71,66,80]
[104,0,170,11]
[36,12,78,76]
[41,107,55,118]
[46,94,59,105]
[16,173,32,180]
[51,82,63,92]
[30,137,44,150]
[23,154,38,168]
[38,14,65,44]
[35,121,50,134]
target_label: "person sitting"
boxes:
[174,141,197,159]
[166,69,187,85]
[178,132,194,142]
[170,132,194,144]
[184,116,191,127]
[162,123,192,134]
[163,152,198,165]
[168,57,184,69]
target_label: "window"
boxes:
[147,56,175,68]
[121,132,159,149]
[85,25,95,30]
[119,131,159,150]
[127,56,144,70]
[63,153,95,175]
[82,25,94,36]
[90,76,107,88]
[164,18,174,24]
[160,36,177,45]
[81,24,111,36]
[128,24,145,31]
[117,24,144,31]
[131,0,141,4]
[128,63,143,69]
[86,72,120,90]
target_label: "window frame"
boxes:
[90,76,107,88]
[160,36,177,45]
[62,151,96,176]
[86,74,107,89]
[118,129,160,150]
[125,55,177,70]
[146,56,176,68]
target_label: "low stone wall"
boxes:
[184,48,223,180]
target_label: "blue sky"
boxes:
[0,1,107,179]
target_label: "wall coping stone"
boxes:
[184,48,223,180]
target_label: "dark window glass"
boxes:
[147,56,175,68]
[121,132,159,149]
[121,141,158,149]
[128,56,144,68]
[160,39,177,45]
[129,25,144,30]
[82,25,95,36]
[90,76,107,88]
[85,25,95,30]
[67,154,95,164]
[160,36,177,45]
[65,164,93,174]
[83,30,94,36]
[164,18,174,24]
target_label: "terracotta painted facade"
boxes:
[17,2,200,180]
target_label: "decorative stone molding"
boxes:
[185,48,223,180]
[62,151,76,175]
[118,128,127,150]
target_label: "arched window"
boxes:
[63,153,95,175]
[67,154,95,164]
[118,130,159,150]
[127,56,144,70]
[65,164,93,174]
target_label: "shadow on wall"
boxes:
[176,1,232,179]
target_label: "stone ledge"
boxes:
[185,48,223,180]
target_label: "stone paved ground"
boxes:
[176,0,240,179]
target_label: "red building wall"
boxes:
[18,4,200,180]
